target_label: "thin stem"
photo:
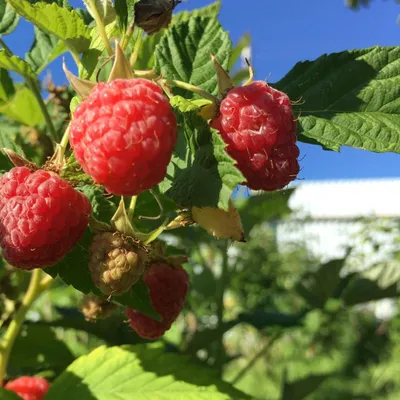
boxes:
[0,270,52,385]
[89,1,113,56]
[67,46,82,67]
[231,332,280,385]
[129,30,143,68]
[127,196,137,221]
[163,78,218,103]
[121,22,135,51]
[215,241,230,376]
[0,38,12,55]
[59,124,71,159]
[27,77,59,142]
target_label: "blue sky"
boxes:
[4,0,400,181]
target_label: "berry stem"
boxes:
[160,78,218,103]
[59,124,71,159]
[129,29,143,68]
[127,196,137,221]
[26,77,59,143]
[0,270,53,385]
[89,0,113,56]
[121,22,135,51]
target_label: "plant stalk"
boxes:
[0,270,53,385]
[215,241,230,376]
[27,77,59,142]
[89,1,113,56]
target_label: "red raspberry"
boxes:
[0,167,91,270]
[211,81,300,191]
[69,79,177,196]
[5,376,50,400]
[126,262,189,339]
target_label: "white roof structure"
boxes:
[275,179,400,320]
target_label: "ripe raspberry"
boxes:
[0,167,91,270]
[126,262,189,339]
[5,376,50,400]
[88,232,146,296]
[211,81,300,191]
[69,79,177,196]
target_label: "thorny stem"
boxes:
[89,0,113,56]
[0,270,53,385]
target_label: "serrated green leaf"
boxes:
[26,27,67,73]
[0,0,19,36]
[8,0,91,53]
[115,0,139,33]
[46,344,251,400]
[0,68,15,101]
[275,46,400,153]
[0,50,35,78]
[78,185,118,223]
[135,2,221,71]
[173,1,221,25]
[341,261,400,305]
[83,0,116,26]
[160,97,244,211]
[155,16,231,97]
[61,154,94,185]
[0,86,44,127]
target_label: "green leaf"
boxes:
[135,2,222,71]
[238,189,294,234]
[0,50,35,78]
[0,118,23,172]
[228,32,251,71]
[0,0,19,36]
[0,389,21,400]
[341,261,400,305]
[9,325,74,372]
[160,97,244,211]
[155,16,231,97]
[61,154,94,185]
[8,0,90,53]
[274,46,400,153]
[0,86,45,127]
[78,185,117,223]
[115,0,138,33]
[83,0,116,26]
[173,1,221,25]
[0,68,15,101]
[46,344,251,399]
[282,374,330,400]
[296,258,347,309]
[26,27,67,73]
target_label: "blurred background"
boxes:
[2,1,400,399]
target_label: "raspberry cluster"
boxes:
[211,81,300,191]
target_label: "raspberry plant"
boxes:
[0,0,399,399]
